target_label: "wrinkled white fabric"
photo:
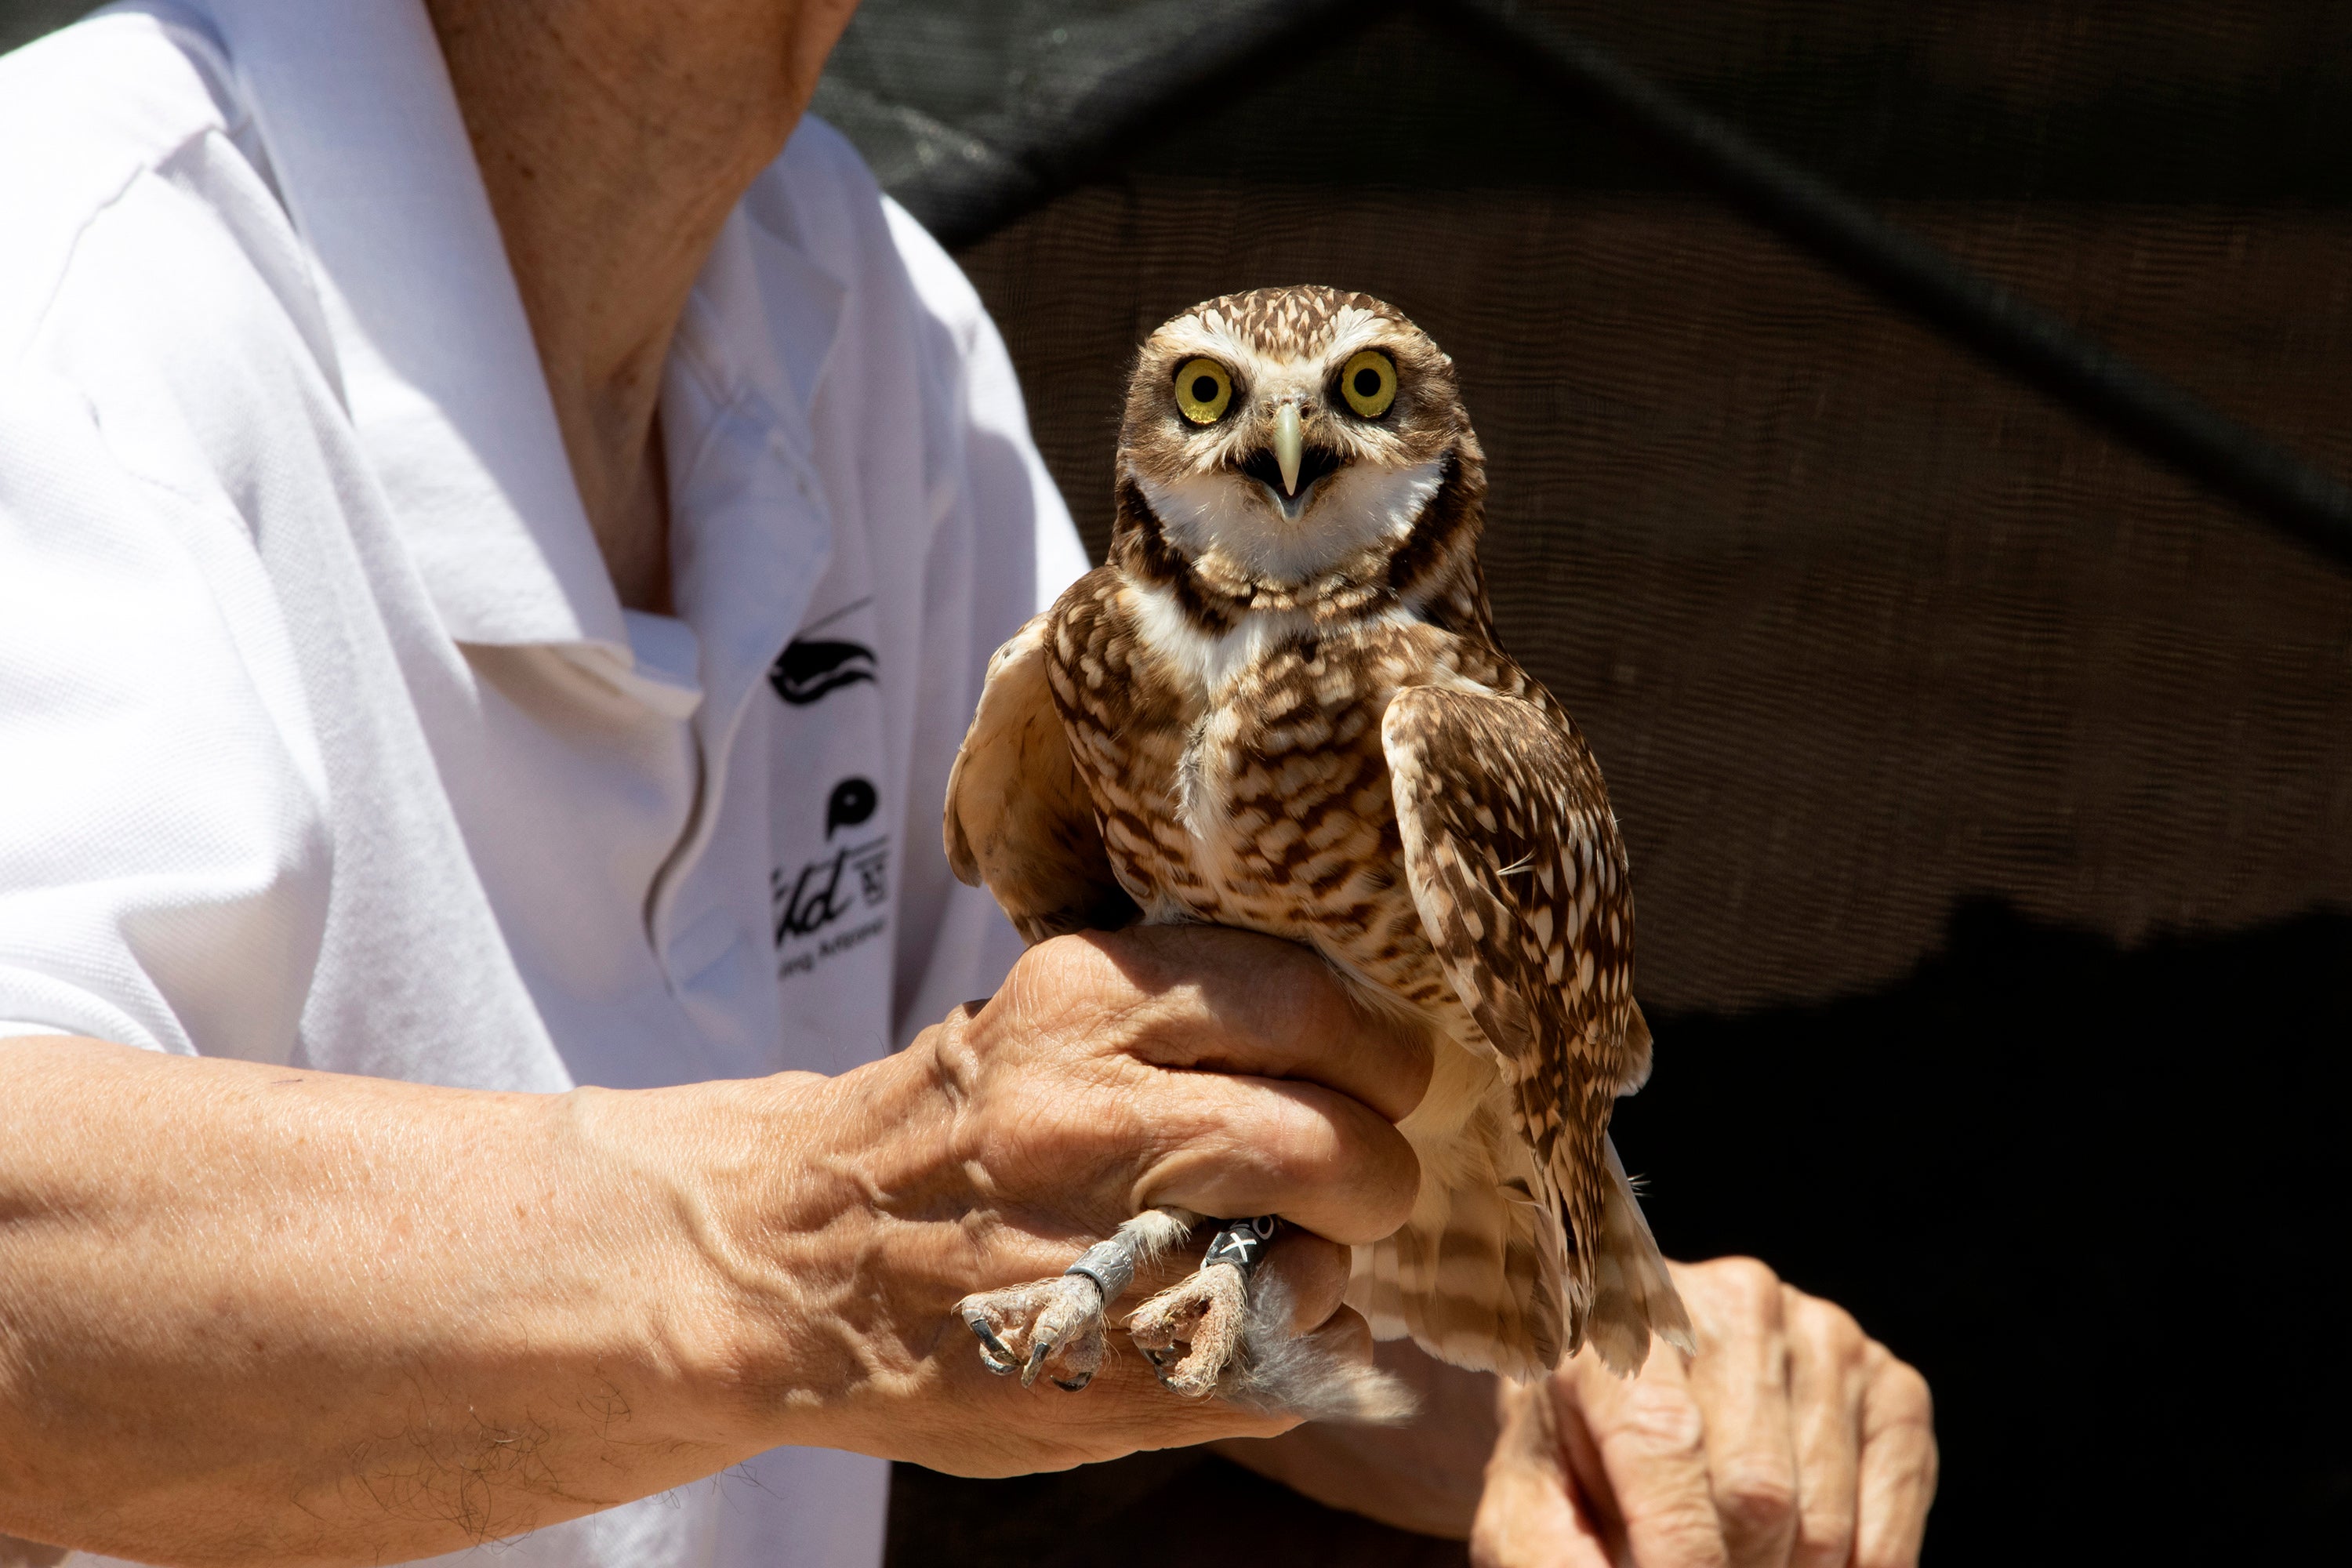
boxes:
[0,2,1087,1563]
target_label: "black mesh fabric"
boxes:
[4,1,2347,1562]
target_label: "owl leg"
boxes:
[956,1207,1199,1392]
[1126,1215,1279,1398]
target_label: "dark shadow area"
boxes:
[891,902,2350,1564]
[887,1446,1468,1568]
[1614,898,2352,1562]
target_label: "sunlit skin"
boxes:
[0,935,1418,1564]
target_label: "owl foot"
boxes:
[1126,1261,1249,1398]
[956,1274,1108,1391]
[953,1208,1200,1393]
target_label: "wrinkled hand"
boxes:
[1472,1258,1936,1568]
[749,925,1430,1476]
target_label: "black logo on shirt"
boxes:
[771,639,876,705]
[773,775,890,978]
[826,776,877,837]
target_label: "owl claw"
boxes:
[965,1313,1020,1376]
[955,1274,1107,1392]
[1127,1261,1249,1399]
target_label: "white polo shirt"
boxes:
[0,2,1086,1564]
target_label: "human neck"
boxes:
[425,0,852,614]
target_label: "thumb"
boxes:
[1471,1378,1614,1568]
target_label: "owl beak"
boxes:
[1274,403,1304,496]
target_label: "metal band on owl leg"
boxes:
[1200,1214,1281,1278]
[1064,1240,1137,1301]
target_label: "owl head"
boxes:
[1111,286,1486,609]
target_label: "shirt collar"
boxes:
[662,201,844,741]
[195,0,858,664]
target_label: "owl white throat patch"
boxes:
[1137,457,1445,588]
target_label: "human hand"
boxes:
[712,925,1432,1475]
[1471,1258,1936,1567]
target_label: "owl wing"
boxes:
[1382,683,1692,1372]
[945,612,1136,944]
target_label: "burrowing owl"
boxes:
[949,286,1691,1416]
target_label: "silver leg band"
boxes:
[1064,1240,1136,1301]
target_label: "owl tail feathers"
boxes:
[1218,1271,1418,1426]
[1581,1138,1697,1377]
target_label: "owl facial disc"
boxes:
[1117,286,1475,590]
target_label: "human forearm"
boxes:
[0,1037,804,1566]
[0,930,1436,1563]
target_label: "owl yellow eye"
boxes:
[1174,358,1233,425]
[1339,350,1398,418]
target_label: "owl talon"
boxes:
[1127,1261,1250,1399]
[960,1304,1022,1375]
[956,1274,1108,1392]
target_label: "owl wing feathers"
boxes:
[1383,684,1692,1373]
[1342,1090,1573,1384]
[945,614,1136,943]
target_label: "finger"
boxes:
[1564,1341,1731,1568]
[1471,1380,1614,1568]
[1852,1346,1936,1568]
[1782,1287,1867,1568]
[1082,926,1435,1123]
[1296,1301,1376,1370]
[1133,1073,1421,1243]
[1255,1225,1354,1333]
[949,1022,1418,1244]
[1679,1259,1798,1567]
